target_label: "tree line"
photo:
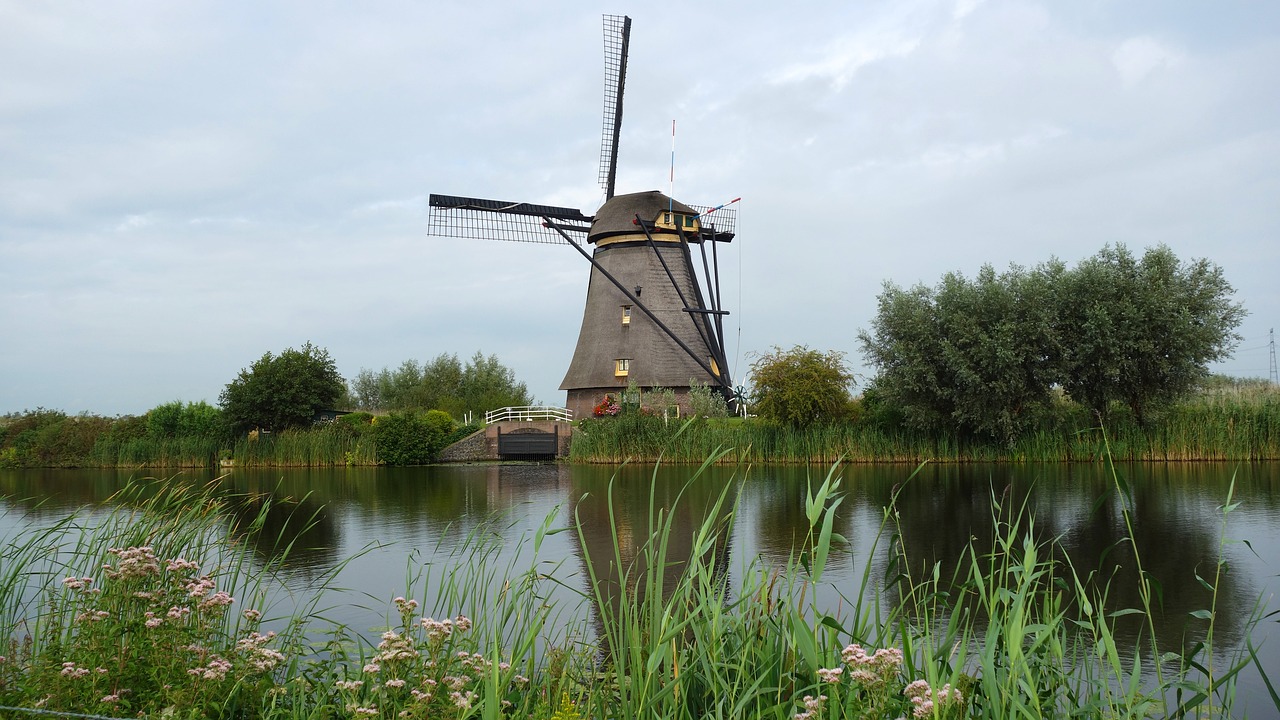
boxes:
[217,345,530,434]
[856,243,1245,443]
[738,244,1247,446]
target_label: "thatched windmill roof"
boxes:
[588,190,698,243]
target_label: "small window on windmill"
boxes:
[621,305,632,325]
[614,358,630,377]
[710,357,721,377]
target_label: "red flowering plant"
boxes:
[593,394,621,417]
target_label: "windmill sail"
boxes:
[599,15,631,200]
[427,194,591,244]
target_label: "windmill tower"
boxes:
[428,16,737,419]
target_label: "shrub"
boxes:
[374,409,457,465]
[688,381,729,418]
[749,346,855,428]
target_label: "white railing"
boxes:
[484,406,574,423]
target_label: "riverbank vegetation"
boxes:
[572,375,1280,463]
[0,407,477,469]
[561,243,1271,464]
[2,460,1273,718]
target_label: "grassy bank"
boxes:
[570,390,1280,463]
[0,410,474,469]
[1,460,1274,718]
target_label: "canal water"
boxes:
[2,461,1277,711]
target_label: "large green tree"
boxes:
[1057,244,1245,424]
[219,343,346,433]
[748,346,855,428]
[857,262,1064,443]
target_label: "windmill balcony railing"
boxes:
[484,406,574,424]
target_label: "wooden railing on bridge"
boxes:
[484,406,574,424]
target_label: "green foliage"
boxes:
[858,262,1063,444]
[374,409,457,465]
[858,244,1246,441]
[1057,244,1246,424]
[749,345,856,428]
[688,380,729,418]
[219,342,346,433]
[0,409,112,468]
[335,410,376,436]
[350,350,532,416]
[146,400,225,440]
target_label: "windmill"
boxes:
[428,15,738,419]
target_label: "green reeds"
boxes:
[2,457,1274,718]
[231,426,378,467]
[569,396,1280,464]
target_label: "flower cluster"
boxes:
[327,602,540,720]
[808,645,962,717]
[37,544,291,718]
[792,693,827,720]
[103,546,160,581]
[904,679,964,719]
[419,615,471,646]
[593,394,621,417]
[840,642,904,687]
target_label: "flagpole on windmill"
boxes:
[669,119,676,214]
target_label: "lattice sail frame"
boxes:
[599,15,631,199]
[428,194,736,245]
[427,194,591,245]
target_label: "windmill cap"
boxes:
[589,190,698,243]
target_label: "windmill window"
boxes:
[615,359,630,377]
[621,305,632,325]
[710,358,721,377]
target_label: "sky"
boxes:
[2,0,1278,416]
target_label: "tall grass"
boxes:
[230,426,378,468]
[2,459,1275,718]
[570,396,1280,464]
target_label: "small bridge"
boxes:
[440,406,575,462]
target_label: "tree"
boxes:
[347,368,382,411]
[219,343,346,433]
[749,346,855,428]
[857,262,1064,443]
[460,351,532,412]
[348,351,531,416]
[1057,244,1245,424]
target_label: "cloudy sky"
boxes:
[3,0,1277,415]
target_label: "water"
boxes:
[2,461,1278,711]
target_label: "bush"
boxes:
[374,409,457,465]
[688,381,729,418]
[749,346,856,428]
[146,400,225,440]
